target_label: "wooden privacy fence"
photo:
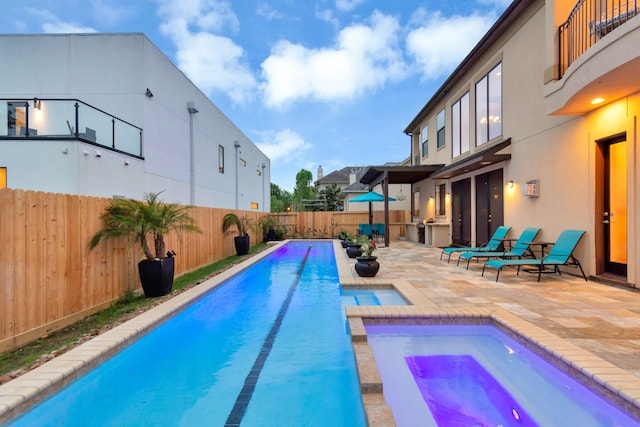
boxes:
[0,188,408,351]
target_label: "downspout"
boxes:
[187,102,199,205]
[234,140,240,210]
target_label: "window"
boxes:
[251,202,259,210]
[218,145,224,173]
[240,158,246,167]
[0,167,6,188]
[476,63,502,146]
[452,92,470,157]
[436,109,445,149]
[421,124,429,158]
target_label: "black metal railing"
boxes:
[558,0,638,78]
[0,98,143,158]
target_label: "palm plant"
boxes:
[222,213,252,237]
[89,192,201,260]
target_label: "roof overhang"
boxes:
[360,164,444,187]
[431,139,511,179]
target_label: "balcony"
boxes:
[546,0,640,114]
[0,98,143,158]
[559,0,638,77]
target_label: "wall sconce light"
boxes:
[124,160,130,166]
[507,180,514,188]
[33,98,42,110]
[62,148,68,155]
[145,88,154,98]
[95,150,102,158]
[83,150,89,156]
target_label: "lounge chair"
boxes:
[482,230,587,282]
[440,226,511,263]
[372,223,385,242]
[358,223,373,238]
[457,227,541,269]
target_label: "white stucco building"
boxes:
[0,33,270,211]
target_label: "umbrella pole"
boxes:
[368,202,373,227]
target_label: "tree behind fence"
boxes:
[0,188,407,351]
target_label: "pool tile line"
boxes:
[224,245,313,427]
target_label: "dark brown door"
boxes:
[598,135,627,276]
[451,178,471,246]
[476,170,504,245]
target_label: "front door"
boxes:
[598,135,627,276]
[451,178,471,246]
[476,170,504,245]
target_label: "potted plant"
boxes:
[345,233,363,258]
[223,213,253,255]
[339,231,353,249]
[259,215,278,242]
[88,192,201,297]
[354,235,380,277]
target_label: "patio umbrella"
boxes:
[350,192,397,226]
[350,191,396,203]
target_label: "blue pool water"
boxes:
[340,288,408,306]
[8,242,366,426]
[366,324,638,427]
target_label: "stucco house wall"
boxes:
[405,0,640,285]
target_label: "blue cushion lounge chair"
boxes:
[482,230,587,282]
[440,226,511,263]
[457,227,541,269]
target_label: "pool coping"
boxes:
[333,240,640,426]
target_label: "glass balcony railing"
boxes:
[558,0,639,78]
[0,98,143,158]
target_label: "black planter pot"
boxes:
[346,244,363,258]
[138,256,175,298]
[355,256,380,277]
[340,240,349,248]
[265,228,277,242]
[234,234,251,256]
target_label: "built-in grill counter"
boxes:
[407,218,451,247]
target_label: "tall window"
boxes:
[218,145,224,173]
[476,62,502,146]
[436,109,445,149]
[0,167,6,188]
[452,92,470,157]
[421,124,429,158]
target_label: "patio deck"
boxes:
[336,239,640,426]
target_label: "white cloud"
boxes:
[27,8,97,33]
[257,2,285,20]
[260,10,407,108]
[335,0,365,12]
[406,10,497,80]
[157,0,256,104]
[255,129,311,163]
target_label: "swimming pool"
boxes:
[340,287,408,306]
[6,242,366,426]
[366,323,639,427]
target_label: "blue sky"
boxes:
[3,0,512,191]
